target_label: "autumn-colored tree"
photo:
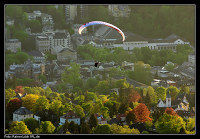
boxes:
[6,98,22,115]
[165,107,179,116]
[128,89,141,103]
[133,103,152,123]
[21,94,39,113]
[5,88,16,106]
[15,86,24,94]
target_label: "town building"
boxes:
[172,92,189,112]
[59,111,81,125]
[78,26,190,52]
[72,24,87,34]
[35,36,51,53]
[94,113,107,124]
[27,11,42,20]
[8,59,45,80]
[176,109,195,119]
[57,47,77,62]
[157,91,171,108]
[41,13,54,25]
[42,25,54,32]
[119,33,190,51]
[13,107,33,122]
[49,30,71,54]
[122,61,134,71]
[27,50,46,63]
[188,52,195,65]
[6,16,14,26]
[79,5,88,20]
[65,5,77,24]
[5,39,21,53]
[176,79,195,92]
[116,113,127,125]
[36,30,71,54]
[108,5,131,18]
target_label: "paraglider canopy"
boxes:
[78,21,125,41]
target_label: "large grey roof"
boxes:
[58,47,76,53]
[95,25,110,37]
[53,32,68,39]
[123,32,147,42]
[166,91,171,98]
[13,107,33,115]
[27,51,44,57]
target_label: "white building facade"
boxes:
[13,107,33,122]
[5,39,21,53]
[35,36,51,53]
[117,38,190,51]
[59,111,81,125]
[36,30,71,54]
[157,93,171,108]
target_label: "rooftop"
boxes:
[58,47,76,53]
[27,50,44,57]
[6,39,20,43]
[61,111,80,119]
[13,107,33,115]
[53,32,68,39]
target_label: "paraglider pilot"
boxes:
[94,61,99,67]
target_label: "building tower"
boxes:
[65,5,77,24]
[166,90,171,107]
[79,5,88,20]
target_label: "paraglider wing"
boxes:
[78,21,125,41]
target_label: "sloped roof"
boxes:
[53,32,68,39]
[157,98,165,105]
[166,90,171,98]
[176,92,186,100]
[103,28,122,40]
[61,110,80,119]
[13,107,33,115]
[58,47,76,53]
[124,32,147,42]
[95,25,110,37]
[27,51,44,57]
